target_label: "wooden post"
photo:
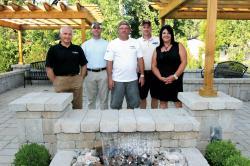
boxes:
[199,0,217,97]
[81,19,86,43]
[160,17,165,26]
[18,30,23,65]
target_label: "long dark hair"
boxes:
[156,25,175,52]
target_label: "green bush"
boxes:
[13,143,51,166]
[225,155,250,166]
[205,140,241,166]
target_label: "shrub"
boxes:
[13,143,51,166]
[205,140,241,166]
[225,155,250,166]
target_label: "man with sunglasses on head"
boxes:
[81,22,109,110]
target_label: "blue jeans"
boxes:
[110,80,140,109]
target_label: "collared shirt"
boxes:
[81,38,108,69]
[104,38,143,82]
[45,42,88,76]
[137,36,159,70]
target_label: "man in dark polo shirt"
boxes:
[46,26,88,109]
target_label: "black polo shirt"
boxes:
[46,42,88,76]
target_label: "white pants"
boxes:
[85,70,109,109]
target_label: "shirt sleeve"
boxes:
[136,40,143,58]
[45,46,54,68]
[104,42,114,61]
[78,46,88,66]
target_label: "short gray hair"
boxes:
[59,26,73,35]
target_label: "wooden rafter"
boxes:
[26,2,40,11]
[159,0,188,18]
[59,2,68,11]
[0,19,21,29]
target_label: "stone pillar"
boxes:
[11,64,30,71]
[9,92,73,155]
[178,91,242,152]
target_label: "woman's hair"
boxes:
[156,25,175,51]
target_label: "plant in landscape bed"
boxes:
[225,155,250,166]
[205,140,241,166]
[13,143,51,166]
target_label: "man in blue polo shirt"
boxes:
[81,22,109,109]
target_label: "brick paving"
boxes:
[0,85,249,165]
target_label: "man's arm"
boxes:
[138,57,145,87]
[107,60,114,90]
[80,64,87,78]
[46,67,56,82]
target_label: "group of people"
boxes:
[45,20,187,110]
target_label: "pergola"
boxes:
[0,1,103,65]
[150,0,250,97]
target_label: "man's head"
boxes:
[118,21,131,40]
[141,20,152,37]
[91,22,102,39]
[59,26,73,45]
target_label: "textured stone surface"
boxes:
[60,110,87,133]
[134,109,155,131]
[150,110,174,131]
[178,91,243,110]
[49,150,76,166]
[81,110,102,132]
[119,110,136,132]
[100,110,118,132]
[45,93,73,111]
[182,148,209,166]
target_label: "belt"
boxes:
[87,67,106,72]
[58,74,78,76]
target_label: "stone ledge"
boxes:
[49,150,76,166]
[178,91,243,110]
[9,92,73,112]
[55,109,200,133]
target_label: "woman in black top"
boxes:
[151,25,187,109]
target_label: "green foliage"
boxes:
[0,28,18,73]
[13,143,51,166]
[205,140,241,166]
[225,155,250,166]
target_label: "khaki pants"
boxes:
[53,75,83,109]
[85,70,109,109]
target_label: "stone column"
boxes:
[11,64,30,71]
[178,91,242,152]
[9,92,73,155]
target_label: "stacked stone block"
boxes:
[9,92,73,155]
[178,91,242,152]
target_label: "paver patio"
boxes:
[0,85,249,165]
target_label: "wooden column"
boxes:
[18,30,23,65]
[81,19,86,43]
[160,17,165,26]
[199,0,217,97]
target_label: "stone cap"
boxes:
[9,92,73,112]
[178,91,243,110]
[54,109,200,133]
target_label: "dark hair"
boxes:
[156,25,175,51]
[141,20,151,26]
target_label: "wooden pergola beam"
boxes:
[159,0,188,18]
[20,25,90,30]
[26,1,40,11]
[43,2,53,11]
[59,2,68,11]
[0,20,21,30]
[167,11,250,20]
[8,2,25,11]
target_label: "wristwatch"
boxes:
[140,74,145,78]
[173,73,178,80]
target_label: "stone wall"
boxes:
[9,92,73,155]
[178,91,242,152]
[0,70,24,94]
[9,92,200,155]
[183,78,250,101]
